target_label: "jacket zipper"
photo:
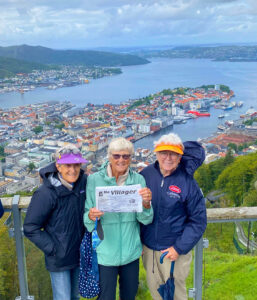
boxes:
[155,176,165,249]
[119,213,122,265]
[161,178,164,187]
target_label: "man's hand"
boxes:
[161,246,179,261]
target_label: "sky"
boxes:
[0,0,257,50]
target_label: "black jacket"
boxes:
[23,163,87,272]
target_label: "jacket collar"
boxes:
[99,161,134,185]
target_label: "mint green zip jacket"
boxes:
[84,162,153,266]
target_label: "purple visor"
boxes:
[56,153,88,164]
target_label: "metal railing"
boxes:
[2,196,257,300]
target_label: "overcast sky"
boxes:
[0,0,256,49]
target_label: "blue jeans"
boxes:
[49,267,80,300]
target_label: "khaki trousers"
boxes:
[142,244,192,300]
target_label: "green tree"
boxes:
[54,123,65,130]
[28,162,36,173]
[175,87,186,95]
[219,84,230,93]
[32,126,43,134]
[195,164,213,195]
[243,190,257,207]
[227,143,237,153]
[209,158,226,183]
[0,146,5,157]
[223,148,235,166]
[216,152,257,206]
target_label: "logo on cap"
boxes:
[169,185,181,193]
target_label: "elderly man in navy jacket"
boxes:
[141,133,207,300]
[24,145,87,300]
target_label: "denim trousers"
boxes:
[49,266,80,300]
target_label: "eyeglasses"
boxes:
[158,151,180,158]
[112,154,131,160]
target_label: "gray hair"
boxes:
[54,144,81,161]
[107,137,134,159]
[154,133,184,150]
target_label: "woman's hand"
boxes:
[161,246,179,261]
[139,187,152,209]
[88,207,104,221]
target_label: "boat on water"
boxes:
[173,116,186,124]
[225,120,234,126]
[223,105,233,111]
[187,110,210,117]
[217,125,226,131]
[47,85,58,90]
[237,101,243,107]
[218,114,225,119]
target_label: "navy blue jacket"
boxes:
[23,163,87,272]
[140,141,207,255]
[0,199,4,218]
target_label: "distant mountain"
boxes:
[137,45,257,62]
[0,44,150,66]
[0,56,55,78]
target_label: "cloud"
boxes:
[0,0,256,48]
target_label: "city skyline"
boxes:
[0,0,257,50]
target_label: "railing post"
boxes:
[189,237,206,299]
[194,236,203,300]
[12,195,34,300]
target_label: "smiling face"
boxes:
[56,163,81,183]
[109,150,131,178]
[156,150,182,177]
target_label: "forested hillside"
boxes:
[195,150,257,207]
[0,44,150,67]
[0,56,55,78]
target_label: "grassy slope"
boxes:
[201,252,257,300]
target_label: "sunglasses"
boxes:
[112,154,131,160]
[59,147,80,155]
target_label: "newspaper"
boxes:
[95,184,142,213]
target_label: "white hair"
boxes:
[154,133,184,150]
[54,144,81,161]
[108,137,134,158]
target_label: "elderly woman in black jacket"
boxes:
[24,145,87,300]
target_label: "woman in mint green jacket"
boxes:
[84,137,153,300]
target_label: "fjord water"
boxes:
[0,58,256,146]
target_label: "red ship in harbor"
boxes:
[187,110,211,117]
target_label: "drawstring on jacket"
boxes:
[152,250,155,273]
